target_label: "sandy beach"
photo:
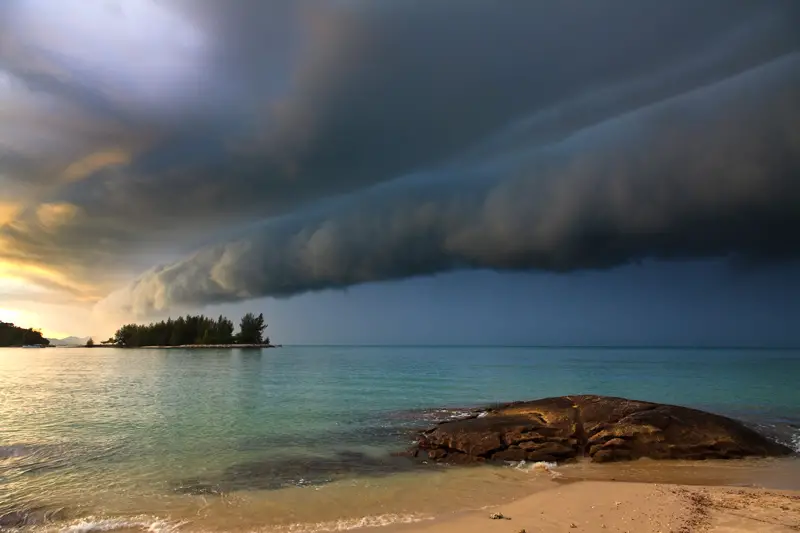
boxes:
[390,481,800,533]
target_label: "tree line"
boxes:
[106,313,269,348]
[0,321,50,347]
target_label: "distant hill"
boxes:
[0,321,50,347]
[47,336,91,346]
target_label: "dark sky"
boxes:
[0,1,798,342]
[205,260,800,346]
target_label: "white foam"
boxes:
[791,431,800,453]
[270,513,431,533]
[56,516,186,533]
[513,460,562,479]
[425,408,477,421]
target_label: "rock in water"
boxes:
[410,395,792,463]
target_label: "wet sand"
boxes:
[16,457,800,532]
[385,458,800,533]
[390,481,800,533]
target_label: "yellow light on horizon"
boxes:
[0,307,23,324]
[0,260,101,302]
[0,306,76,338]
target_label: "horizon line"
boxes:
[278,343,800,350]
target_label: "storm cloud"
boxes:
[1,1,798,312]
[98,53,800,315]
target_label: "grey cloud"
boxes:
[97,54,800,316]
[1,0,798,300]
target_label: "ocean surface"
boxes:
[1,346,799,532]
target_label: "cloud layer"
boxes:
[0,1,798,313]
[99,53,800,315]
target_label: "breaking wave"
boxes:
[386,405,487,426]
[512,460,562,479]
[269,513,432,532]
[49,516,186,533]
[744,420,800,454]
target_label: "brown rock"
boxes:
[426,448,446,460]
[408,395,792,464]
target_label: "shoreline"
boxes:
[3,348,797,532]
[7,457,800,532]
[129,343,277,349]
[379,454,800,532]
[41,343,279,349]
[387,480,800,533]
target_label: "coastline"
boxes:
[387,480,800,533]
[3,347,797,532]
[130,343,277,349]
[383,396,800,531]
[42,343,279,349]
[13,457,800,532]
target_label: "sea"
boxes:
[1,346,799,532]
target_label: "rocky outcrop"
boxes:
[408,395,792,464]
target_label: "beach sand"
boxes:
[389,481,800,533]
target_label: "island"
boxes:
[0,321,50,347]
[105,312,274,348]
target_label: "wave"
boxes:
[744,420,800,454]
[0,439,127,476]
[387,406,484,425]
[48,516,186,533]
[269,513,432,532]
[511,460,562,479]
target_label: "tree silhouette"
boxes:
[0,322,49,347]
[237,313,267,344]
[109,314,266,347]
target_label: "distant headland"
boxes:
[4,313,277,349]
[0,321,50,347]
[0,313,280,349]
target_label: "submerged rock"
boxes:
[0,505,68,528]
[408,395,793,464]
[172,450,426,493]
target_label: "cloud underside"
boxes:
[99,54,800,316]
[0,1,798,312]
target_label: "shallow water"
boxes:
[1,346,798,531]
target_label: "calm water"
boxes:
[1,346,799,532]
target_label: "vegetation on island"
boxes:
[0,321,50,347]
[106,313,269,348]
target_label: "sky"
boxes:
[0,0,799,344]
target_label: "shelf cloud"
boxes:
[98,53,800,315]
[0,1,797,316]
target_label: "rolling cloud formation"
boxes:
[99,53,800,315]
[0,1,798,315]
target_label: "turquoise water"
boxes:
[1,346,799,531]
